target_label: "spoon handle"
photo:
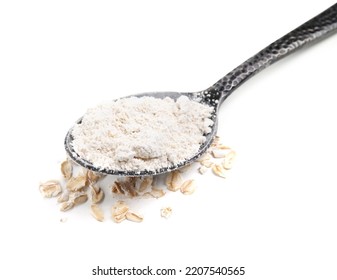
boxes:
[208,3,337,105]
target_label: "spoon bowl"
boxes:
[65,90,220,176]
[65,3,337,176]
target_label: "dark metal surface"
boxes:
[65,3,337,176]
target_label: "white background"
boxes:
[1,1,337,279]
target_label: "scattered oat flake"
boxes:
[222,150,236,170]
[211,149,232,158]
[86,170,102,184]
[160,207,172,219]
[71,192,88,205]
[200,160,214,168]
[121,179,138,197]
[211,136,220,147]
[212,164,226,178]
[61,160,73,180]
[198,166,208,175]
[112,178,137,197]
[91,204,104,222]
[136,176,153,193]
[141,193,153,198]
[165,171,182,192]
[180,179,196,195]
[126,211,143,223]
[112,214,126,223]
[60,201,74,212]
[111,201,129,223]
[90,185,104,204]
[57,191,69,203]
[60,217,67,223]
[39,180,62,198]
[66,175,87,192]
[145,187,165,198]
[219,144,230,150]
[111,181,125,195]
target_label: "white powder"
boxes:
[72,96,214,172]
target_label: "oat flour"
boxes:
[72,96,214,172]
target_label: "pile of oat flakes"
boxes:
[39,136,235,223]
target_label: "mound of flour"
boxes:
[71,96,214,172]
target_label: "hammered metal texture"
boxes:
[205,3,337,106]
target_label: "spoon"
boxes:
[65,3,337,176]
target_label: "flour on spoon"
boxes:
[71,96,214,172]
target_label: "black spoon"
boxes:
[65,3,337,176]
